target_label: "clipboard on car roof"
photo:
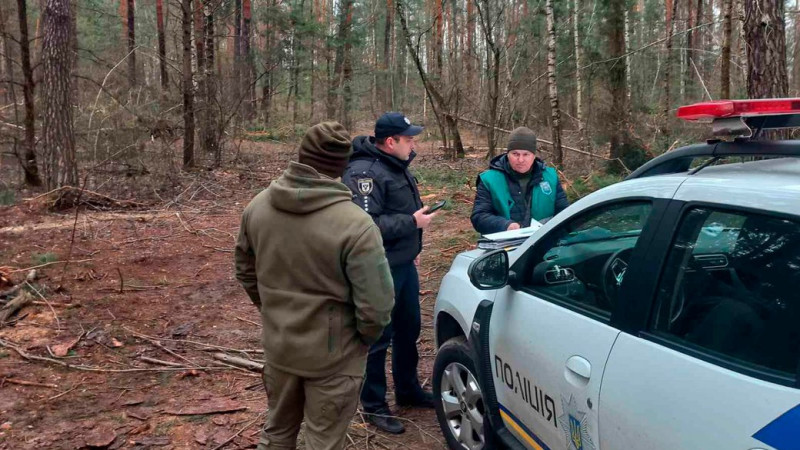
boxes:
[476,221,542,251]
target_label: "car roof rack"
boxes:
[627,140,800,180]
[627,99,800,180]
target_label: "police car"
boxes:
[432,99,800,450]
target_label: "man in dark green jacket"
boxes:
[235,122,395,450]
[471,127,569,234]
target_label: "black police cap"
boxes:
[374,112,424,139]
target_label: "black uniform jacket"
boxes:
[343,136,423,267]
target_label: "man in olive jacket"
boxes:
[235,121,395,450]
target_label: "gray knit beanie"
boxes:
[507,127,537,153]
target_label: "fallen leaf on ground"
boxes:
[164,399,246,416]
[195,430,208,445]
[212,416,228,426]
[83,426,116,448]
[110,338,124,348]
[51,335,82,357]
[419,289,433,295]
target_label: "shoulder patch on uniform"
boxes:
[357,178,374,195]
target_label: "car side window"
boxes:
[651,207,800,375]
[523,201,653,315]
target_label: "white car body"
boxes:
[434,157,800,450]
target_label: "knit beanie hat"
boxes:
[298,122,353,178]
[507,127,537,153]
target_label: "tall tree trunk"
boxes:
[434,0,443,76]
[193,0,206,153]
[624,7,632,114]
[333,0,353,128]
[572,0,586,149]
[232,0,241,122]
[326,38,335,118]
[382,0,393,110]
[661,0,678,131]
[41,0,76,189]
[290,2,302,125]
[545,0,562,166]
[607,0,629,164]
[156,0,168,92]
[744,0,788,99]
[475,0,501,158]
[309,0,316,121]
[262,0,274,125]
[342,3,354,130]
[16,0,41,186]
[126,0,136,86]
[241,0,253,120]
[182,0,194,168]
[720,0,733,98]
[204,1,220,165]
[466,0,474,99]
[0,2,13,104]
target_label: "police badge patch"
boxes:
[357,178,374,195]
[539,180,553,196]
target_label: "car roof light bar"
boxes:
[677,99,800,121]
[677,98,800,138]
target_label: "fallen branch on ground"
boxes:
[211,353,264,372]
[122,326,263,354]
[0,338,240,373]
[139,356,185,367]
[26,186,146,211]
[0,291,33,326]
[10,260,93,274]
[1,377,59,389]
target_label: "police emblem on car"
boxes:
[357,178,373,195]
[559,395,594,450]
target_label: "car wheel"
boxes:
[433,336,496,450]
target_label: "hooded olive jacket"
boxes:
[234,162,395,377]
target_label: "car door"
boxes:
[599,203,800,450]
[489,200,661,450]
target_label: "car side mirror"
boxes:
[468,249,509,290]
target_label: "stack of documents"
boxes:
[476,221,542,250]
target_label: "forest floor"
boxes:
[0,138,488,450]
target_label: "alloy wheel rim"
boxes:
[440,362,485,450]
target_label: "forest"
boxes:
[0,0,796,448]
[0,0,794,193]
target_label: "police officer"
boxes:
[343,112,437,434]
[471,126,569,234]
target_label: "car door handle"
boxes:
[565,355,592,380]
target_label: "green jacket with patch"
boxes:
[234,161,395,377]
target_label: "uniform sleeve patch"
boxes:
[357,178,374,195]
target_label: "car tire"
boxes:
[433,336,501,450]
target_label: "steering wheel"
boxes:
[601,247,634,309]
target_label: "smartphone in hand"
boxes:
[426,200,447,214]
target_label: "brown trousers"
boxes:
[257,363,363,450]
